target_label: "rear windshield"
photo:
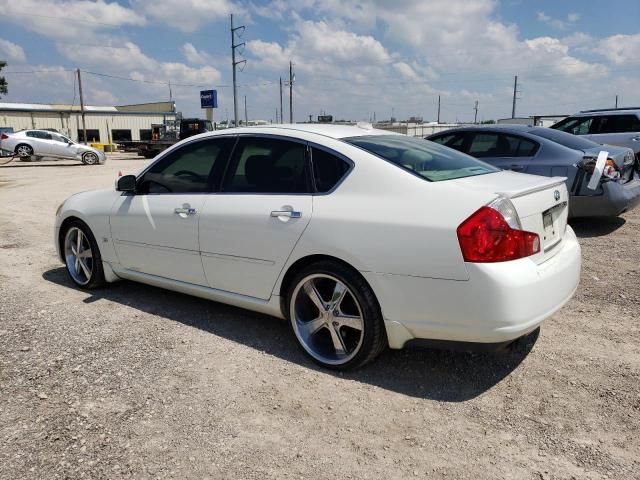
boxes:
[527,127,597,151]
[343,135,498,182]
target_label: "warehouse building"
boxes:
[0,101,177,143]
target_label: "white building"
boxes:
[0,101,177,143]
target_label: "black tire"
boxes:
[15,144,34,161]
[82,151,99,165]
[61,220,106,289]
[286,260,387,370]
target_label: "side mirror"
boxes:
[116,174,137,193]
[68,140,73,145]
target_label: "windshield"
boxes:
[343,135,498,182]
[527,127,597,151]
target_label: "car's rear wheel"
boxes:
[82,152,99,165]
[287,261,387,370]
[15,144,33,160]
[62,221,105,289]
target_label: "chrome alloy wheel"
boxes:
[64,227,94,286]
[83,152,99,165]
[16,145,33,157]
[290,274,365,366]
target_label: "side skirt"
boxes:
[111,265,285,319]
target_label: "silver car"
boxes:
[427,125,640,218]
[0,129,106,165]
[551,108,640,160]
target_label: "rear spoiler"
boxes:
[496,176,567,199]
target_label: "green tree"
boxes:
[0,61,8,98]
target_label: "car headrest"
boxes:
[245,155,275,188]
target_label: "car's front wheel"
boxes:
[62,220,105,289]
[82,151,99,165]
[287,261,387,370]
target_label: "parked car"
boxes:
[0,129,105,164]
[550,108,640,160]
[55,124,581,370]
[427,125,640,218]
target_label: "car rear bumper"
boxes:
[363,226,581,348]
[570,175,640,217]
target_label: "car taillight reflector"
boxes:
[457,206,540,262]
[0,134,8,140]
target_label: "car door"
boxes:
[48,133,74,158]
[585,114,640,151]
[466,132,538,172]
[110,136,235,285]
[198,135,313,300]
[25,131,52,156]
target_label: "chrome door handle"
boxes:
[270,210,301,218]
[174,207,196,215]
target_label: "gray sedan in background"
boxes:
[0,129,105,165]
[427,125,640,217]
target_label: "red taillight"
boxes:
[457,206,540,262]
[0,134,8,140]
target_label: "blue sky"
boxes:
[0,0,638,123]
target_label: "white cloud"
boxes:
[595,34,640,66]
[181,43,214,65]
[537,11,580,30]
[0,0,146,39]
[130,0,241,32]
[0,39,26,63]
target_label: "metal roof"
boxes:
[0,102,175,115]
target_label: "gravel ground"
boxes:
[0,155,639,479]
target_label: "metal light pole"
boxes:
[230,14,246,127]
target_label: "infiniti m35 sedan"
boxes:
[55,124,581,369]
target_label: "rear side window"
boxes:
[311,147,350,192]
[139,137,234,194]
[594,115,640,134]
[223,137,310,193]
[27,131,52,140]
[551,117,593,135]
[344,135,498,182]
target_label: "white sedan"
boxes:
[0,129,105,164]
[54,124,581,369]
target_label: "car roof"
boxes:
[206,123,398,140]
[572,108,640,117]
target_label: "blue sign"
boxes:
[200,90,218,108]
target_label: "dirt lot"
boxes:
[0,155,638,479]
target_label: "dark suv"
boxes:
[551,108,640,160]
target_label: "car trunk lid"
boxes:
[453,171,569,264]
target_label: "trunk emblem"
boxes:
[554,190,560,201]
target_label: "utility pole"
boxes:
[511,75,517,118]
[279,77,284,124]
[474,100,479,124]
[275,108,278,124]
[244,95,248,125]
[230,14,246,127]
[615,94,618,108]
[76,68,87,144]
[168,80,172,103]
[437,95,441,123]
[289,61,294,123]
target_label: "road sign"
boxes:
[200,90,218,109]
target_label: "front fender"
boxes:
[55,189,121,263]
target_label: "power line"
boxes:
[0,10,140,28]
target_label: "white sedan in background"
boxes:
[54,124,581,370]
[0,129,105,164]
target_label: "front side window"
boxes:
[551,117,593,135]
[223,137,310,193]
[429,132,467,152]
[138,137,235,194]
[344,135,498,182]
[311,147,350,193]
[468,133,501,157]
